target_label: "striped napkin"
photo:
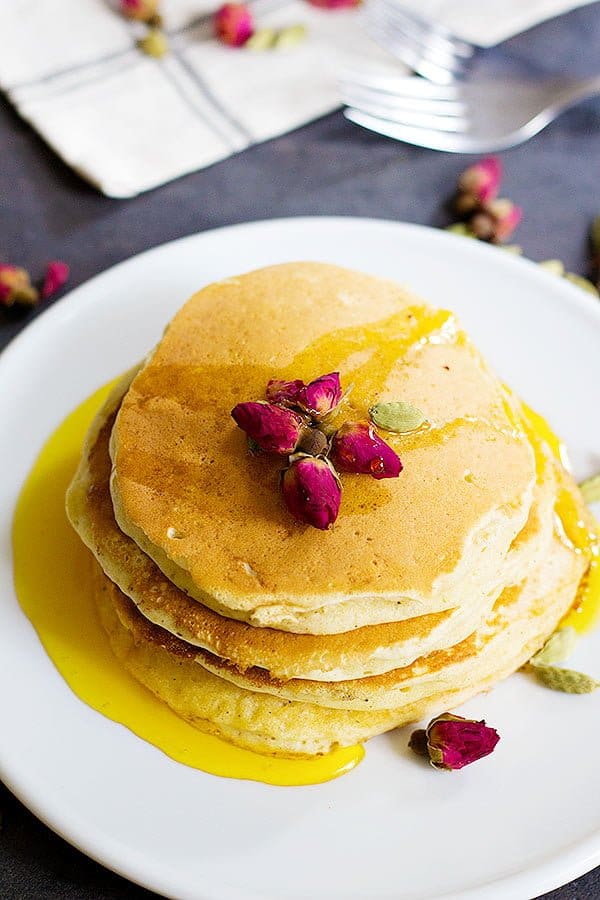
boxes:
[0,0,593,198]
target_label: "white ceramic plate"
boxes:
[1,218,599,900]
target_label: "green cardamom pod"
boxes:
[245,28,277,51]
[274,24,307,50]
[538,259,565,277]
[530,627,577,667]
[580,473,600,504]
[564,273,599,296]
[445,223,476,238]
[369,401,426,434]
[532,664,599,694]
[137,28,169,58]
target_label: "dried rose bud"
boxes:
[306,0,360,7]
[453,192,480,218]
[42,261,70,299]
[231,401,303,454]
[281,456,341,529]
[299,372,342,417]
[266,373,342,417]
[120,0,160,22]
[0,264,39,307]
[458,156,501,204]
[266,378,305,406]
[409,713,500,771]
[487,198,522,242]
[469,211,495,241]
[214,3,254,46]
[331,422,402,480]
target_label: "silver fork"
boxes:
[365,0,477,84]
[341,72,600,153]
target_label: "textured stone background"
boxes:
[1,3,599,897]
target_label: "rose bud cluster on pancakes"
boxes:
[231,372,403,530]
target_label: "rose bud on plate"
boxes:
[281,455,341,529]
[331,422,402,480]
[231,401,303,454]
[409,713,500,771]
[214,3,254,46]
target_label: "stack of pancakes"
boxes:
[67,263,591,757]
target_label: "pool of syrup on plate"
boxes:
[12,381,363,787]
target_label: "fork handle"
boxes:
[555,75,600,110]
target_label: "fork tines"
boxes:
[365,0,476,84]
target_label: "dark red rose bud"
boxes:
[299,372,342,417]
[281,456,341,529]
[231,401,303,454]
[410,713,500,771]
[266,378,305,406]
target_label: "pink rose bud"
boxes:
[0,264,39,307]
[231,401,302,454]
[214,3,254,46]
[331,422,402,480]
[300,372,342,417]
[266,378,305,406]
[306,0,361,8]
[488,198,522,242]
[409,713,500,771]
[42,261,70,299]
[267,373,343,417]
[281,456,341,529]
[458,156,502,203]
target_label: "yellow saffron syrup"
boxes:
[520,403,600,633]
[12,382,363,787]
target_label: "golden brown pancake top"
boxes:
[110,263,536,616]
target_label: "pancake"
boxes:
[66,261,595,759]
[67,375,559,683]
[92,520,584,755]
[109,262,537,634]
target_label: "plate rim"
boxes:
[1,215,600,900]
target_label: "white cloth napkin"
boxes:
[0,0,594,198]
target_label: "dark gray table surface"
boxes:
[2,3,600,898]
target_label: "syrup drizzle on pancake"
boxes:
[519,401,600,633]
